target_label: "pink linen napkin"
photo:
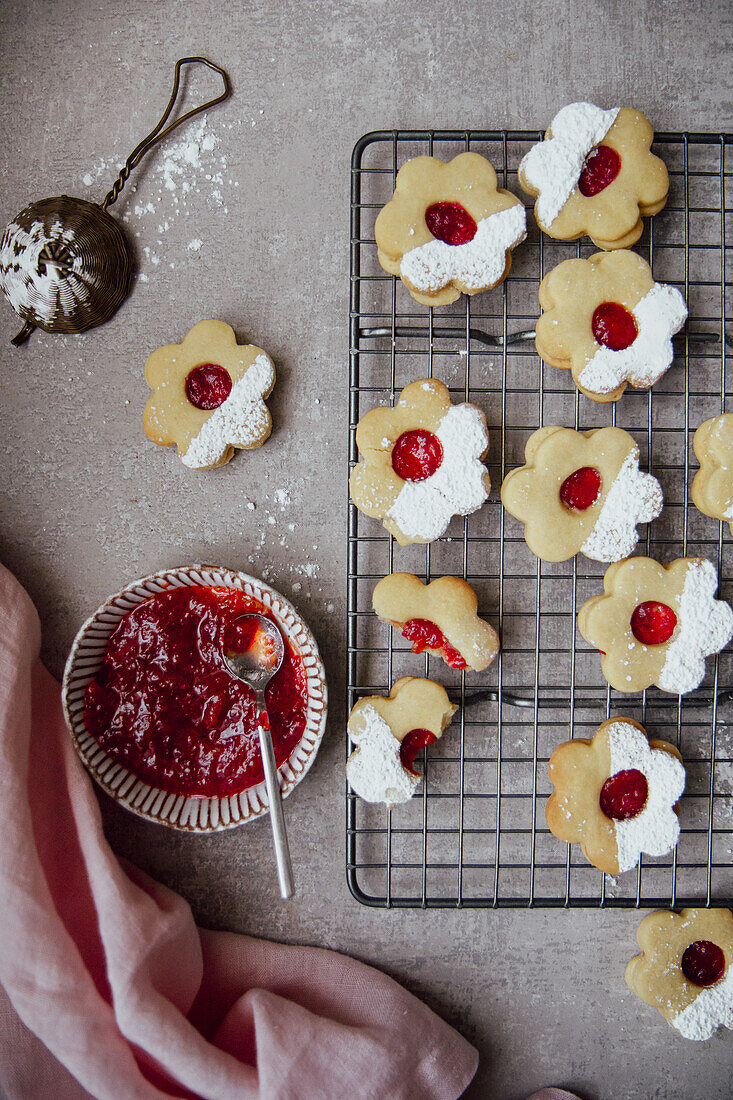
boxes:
[0,562,479,1100]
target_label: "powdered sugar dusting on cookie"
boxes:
[519,103,619,226]
[578,283,688,396]
[582,449,663,562]
[387,404,489,541]
[671,965,733,1041]
[346,704,419,805]
[657,560,733,693]
[399,204,526,294]
[607,721,685,873]
[182,354,275,469]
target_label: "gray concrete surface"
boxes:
[1,1,732,1096]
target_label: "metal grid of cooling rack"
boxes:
[348,128,733,909]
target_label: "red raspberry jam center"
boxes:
[185,363,233,410]
[592,302,639,351]
[424,201,478,246]
[400,728,437,775]
[578,144,622,197]
[402,618,468,670]
[630,601,677,645]
[391,429,443,482]
[599,768,649,820]
[681,940,726,987]
[559,466,602,512]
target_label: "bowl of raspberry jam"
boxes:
[62,566,328,832]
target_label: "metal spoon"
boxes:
[221,613,294,899]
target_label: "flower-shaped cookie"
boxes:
[349,379,490,545]
[501,426,663,562]
[346,677,457,805]
[374,152,526,307]
[626,908,733,1040]
[535,251,687,402]
[546,717,685,874]
[692,414,733,534]
[518,102,669,249]
[372,573,499,672]
[143,319,276,469]
[578,556,733,694]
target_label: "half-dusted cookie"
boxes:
[535,251,687,402]
[501,426,662,562]
[626,908,733,1040]
[546,717,685,874]
[518,102,669,249]
[372,573,499,672]
[143,319,275,469]
[349,379,490,545]
[346,677,457,805]
[692,414,733,534]
[375,152,526,306]
[578,556,733,694]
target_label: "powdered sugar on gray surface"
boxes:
[659,560,733,693]
[182,354,275,469]
[578,283,688,395]
[671,965,733,1041]
[519,102,619,226]
[387,403,489,541]
[607,720,685,873]
[399,204,526,293]
[346,704,419,805]
[581,448,663,561]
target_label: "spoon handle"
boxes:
[258,720,295,899]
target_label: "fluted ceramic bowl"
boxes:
[61,565,328,832]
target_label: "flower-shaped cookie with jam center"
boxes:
[519,102,669,249]
[143,319,276,469]
[501,426,663,563]
[372,573,499,672]
[578,556,733,695]
[346,677,457,805]
[535,251,687,402]
[374,152,527,307]
[546,717,685,875]
[349,379,490,546]
[692,414,733,534]
[626,908,733,1040]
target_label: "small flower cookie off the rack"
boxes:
[535,251,687,402]
[578,556,733,694]
[546,717,685,874]
[346,677,457,805]
[374,152,527,307]
[518,102,669,249]
[626,908,733,1040]
[692,414,733,534]
[143,319,275,470]
[372,573,499,672]
[349,379,491,545]
[501,426,663,563]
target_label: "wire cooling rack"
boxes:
[347,128,733,909]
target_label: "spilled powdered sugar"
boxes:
[659,560,733,693]
[400,204,526,293]
[581,449,663,561]
[578,283,688,396]
[607,721,685,873]
[519,102,619,226]
[346,704,419,805]
[182,354,274,469]
[387,403,489,541]
[671,965,733,1041]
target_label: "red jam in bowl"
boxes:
[400,728,437,774]
[591,302,638,351]
[559,466,602,512]
[391,429,443,482]
[681,940,726,987]
[578,144,621,196]
[401,618,468,670]
[425,201,477,246]
[185,363,232,410]
[83,585,309,797]
[599,768,649,820]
